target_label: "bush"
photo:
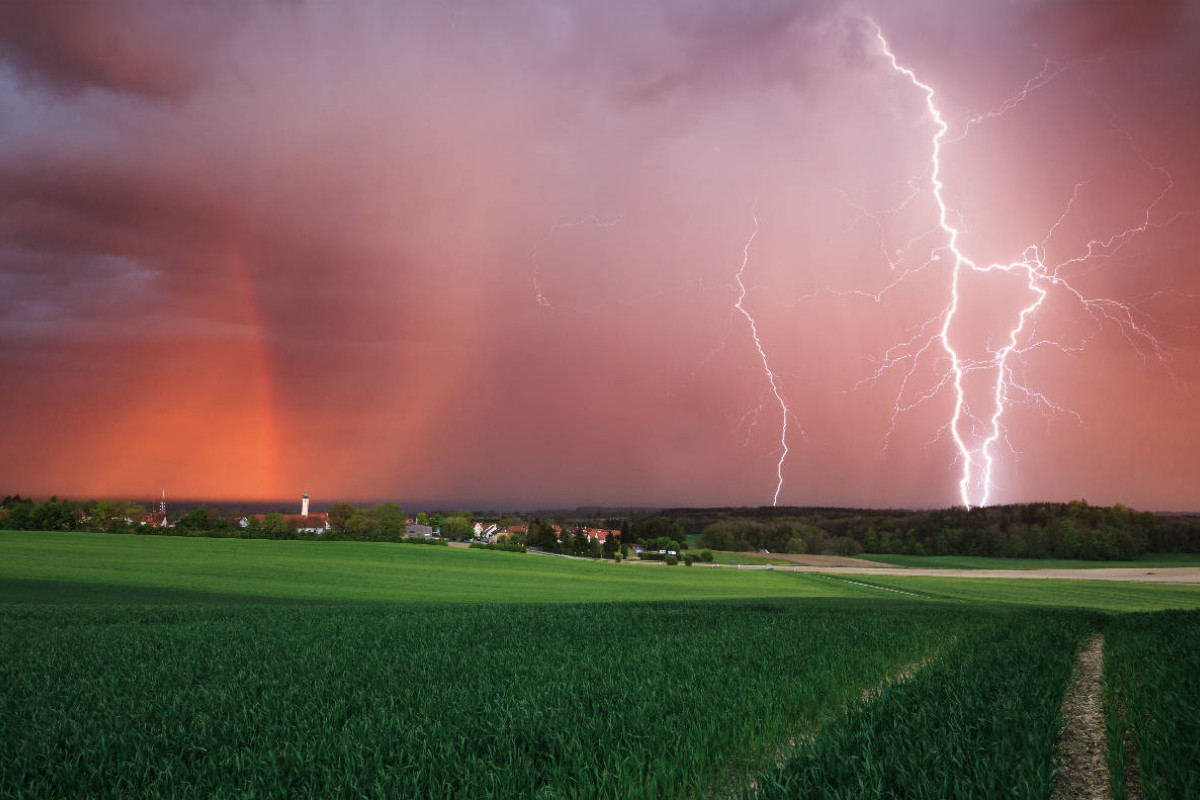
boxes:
[403,536,449,546]
[468,541,526,553]
[664,554,679,566]
[698,549,714,563]
[683,554,695,566]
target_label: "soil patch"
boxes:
[762,553,889,568]
[1053,632,1110,800]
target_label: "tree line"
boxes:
[636,501,1200,561]
[0,495,427,543]
[9,494,1200,562]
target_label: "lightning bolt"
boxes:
[873,25,1192,508]
[876,27,993,508]
[732,206,791,506]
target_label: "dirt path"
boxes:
[1053,633,1111,800]
[529,549,1200,582]
[754,552,889,568]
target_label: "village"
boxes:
[127,491,644,557]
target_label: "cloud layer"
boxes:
[2,0,1199,509]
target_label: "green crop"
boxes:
[0,530,888,604]
[844,574,1200,612]
[0,601,986,799]
[1105,610,1200,799]
[747,611,1094,800]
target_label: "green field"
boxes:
[7,531,1200,610]
[0,531,881,604]
[749,613,1094,800]
[841,574,1200,612]
[1105,611,1200,798]
[859,552,1200,570]
[3,529,1199,798]
[0,601,995,799]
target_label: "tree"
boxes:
[175,508,212,533]
[1,496,34,530]
[371,503,405,542]
[328,503,357,536]
[527,518,557,550]
[601,532,619,559]
[86,500,122,533]
[345,509,373,541]
[262,513,292,540]
[440,515,473,541]
[241,514,265,538]
[32,498,75,531]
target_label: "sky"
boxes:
[1,0,1198,511]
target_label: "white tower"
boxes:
[301,492,309,517]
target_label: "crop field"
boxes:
[838,574,1200,612]
[2,601,992,799]
[1105,611,1200,798]
[0,531,886,604]
[748,612,1094,799]
[4,530,1200,798]
[859,553,1200,570]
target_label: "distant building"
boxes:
[406,524,435,538]
[244,492,331,533]
[140,491,170,527]
[583,528,619,543]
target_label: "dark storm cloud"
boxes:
[0,1,242,100]
[1024,0,1187,57]
[0,159,223,256]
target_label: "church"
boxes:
[246,493,331,534]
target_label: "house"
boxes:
[473,522,499,541]
[406,524,435,538]
[583,528,619,543]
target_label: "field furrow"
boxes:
[743,612,1094,800]
[1104,611,1200,800]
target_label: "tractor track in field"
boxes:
[721,651,941,800]
[1053,633,1111,800]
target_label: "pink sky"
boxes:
[1,0,1198,510]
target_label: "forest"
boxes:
[630,501,1200,561]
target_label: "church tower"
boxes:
[301,492,309,517]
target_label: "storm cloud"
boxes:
[2,0,1198,510]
